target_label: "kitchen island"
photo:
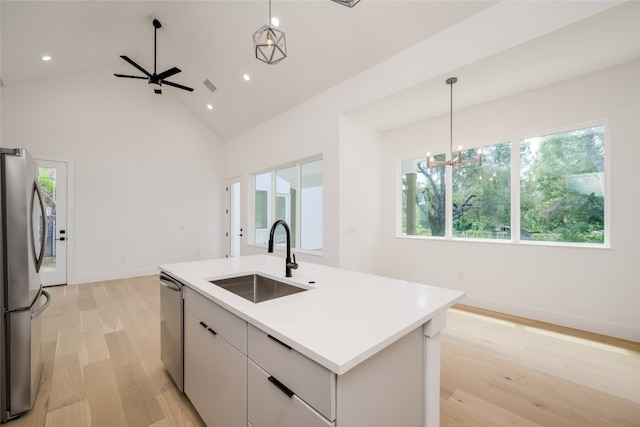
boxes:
[159,254,464,427]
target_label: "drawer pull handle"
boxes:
[207,327,217,336]
[268,334,291,350]
[268,376,294,398]
[199,321,208,329]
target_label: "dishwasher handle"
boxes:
[159,274,182,292]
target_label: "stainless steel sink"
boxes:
[210,274,307,303]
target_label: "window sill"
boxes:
[395,234,610,249]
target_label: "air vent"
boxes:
[203,79,217,93]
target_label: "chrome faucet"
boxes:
[268,220,298,277]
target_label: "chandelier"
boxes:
[427,77,481,172]
[253,0,287,64]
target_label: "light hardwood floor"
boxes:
[441,306,640,426]
[9,276,640,426]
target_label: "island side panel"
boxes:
[335,327,424,427]
[424,311,448,427]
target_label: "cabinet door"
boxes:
[184,310,210,424]
[208,332,246,427]
[185,292,247,427]
[248,325,335,421]
[248,360,334,427]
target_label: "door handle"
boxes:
[31,181,47,273]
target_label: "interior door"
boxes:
[37,160,68,286]
[227,179,242,258]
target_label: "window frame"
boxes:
[397,120,609,248]
[250,155,324,255]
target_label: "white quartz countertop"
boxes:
[159,254,464,375]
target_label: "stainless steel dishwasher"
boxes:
[159,273,184,391]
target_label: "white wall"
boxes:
[1,0,631,340]
[225,0,618,269]
[338,116,383,274]
[379,62,640,341]
[224,96,341,266]
[1,66,226,284]
[223,4,638,341]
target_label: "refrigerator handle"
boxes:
[31,290,51,319]
[31,180,47,272]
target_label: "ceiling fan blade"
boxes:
[156,67,181,81]
[113,74,147,80]
[120,55,151,77]
[163,80,194,92]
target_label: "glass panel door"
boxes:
[37,160,68,286]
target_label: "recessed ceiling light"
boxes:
[207,104,213,110]
[243,74,251,82]
[41,55,52,61]
[271,17,280,27]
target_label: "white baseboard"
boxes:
[460,295,640,343]
[69,268,159,285]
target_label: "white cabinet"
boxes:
[247,324,423,427]
[183,287,247,427]
[183,309,209,423]
[183,288,427,427]
[247,324,335,426]
[248,360,333,427]
[248,324,335,422]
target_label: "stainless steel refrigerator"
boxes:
[0,148,51,422]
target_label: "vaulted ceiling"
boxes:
[2,1,638,141]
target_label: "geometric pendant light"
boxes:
[330,0,362,7]
[253,0,286,64]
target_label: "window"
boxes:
[520,125,605,244]
[453,143,511,239]
[399,124,605,246]
[401,154,445,236]
[253,157,323,252]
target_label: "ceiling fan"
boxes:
[114,19,194,95]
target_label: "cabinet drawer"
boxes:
[248,360,334,427]
[248,324,335,421]
[184,287,247,354]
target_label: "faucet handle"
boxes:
[289,253,298,270]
